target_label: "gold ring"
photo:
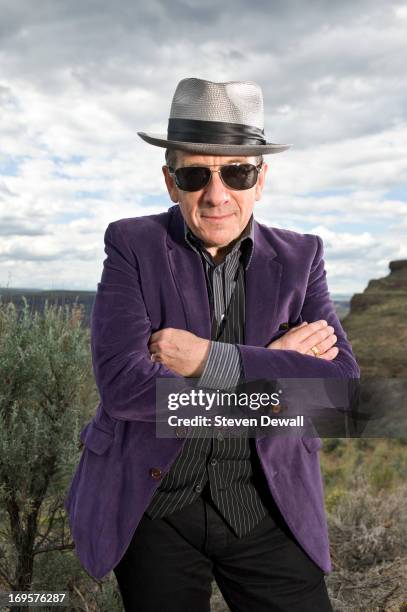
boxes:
[311,345,320,357]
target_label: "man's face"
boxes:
[162,152,268,250]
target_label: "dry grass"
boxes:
[209,471,407,611]
[327,471,407,611]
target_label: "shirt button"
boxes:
[209,458,217,466]
[149,467,162,480]
[194,484,203,493]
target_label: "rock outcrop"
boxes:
[342,260,407,377]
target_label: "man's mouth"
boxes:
[201,213,235,221]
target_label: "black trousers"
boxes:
[114,496,333,612]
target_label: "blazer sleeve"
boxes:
[237,235,360,381]
[90,221,182,422]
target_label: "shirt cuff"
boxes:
[198,341,242,390]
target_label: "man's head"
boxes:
[137,78,290,254]
[162,149,267,253]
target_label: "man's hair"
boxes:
[165,148,263,170]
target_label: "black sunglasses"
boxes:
[169,162,263,192]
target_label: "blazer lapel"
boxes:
[166,207,282,346]
[245,221,283,346]
[166,206,212,340]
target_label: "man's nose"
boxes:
[202,170,230,205]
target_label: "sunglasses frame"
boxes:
[168,162,264,192]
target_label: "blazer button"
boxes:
[194,484,203,493]
[176,426,188,438]
[150,467,162,480]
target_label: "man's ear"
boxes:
[255,162,268,201]
[162,165,179,203]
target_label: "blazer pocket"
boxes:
[80,422,115,455]
[301,435,323,453]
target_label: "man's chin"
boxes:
[201,231,239,248]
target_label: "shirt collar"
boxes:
[184,214,254,269]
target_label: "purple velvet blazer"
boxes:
[64,204,359,580]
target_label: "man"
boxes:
[64,78,359,611]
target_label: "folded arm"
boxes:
[237,235,360,381]
[93,226,359,423]
[91,222,182,422]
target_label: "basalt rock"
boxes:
[342,260,407,378]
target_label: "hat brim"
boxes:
[137,132,291,155]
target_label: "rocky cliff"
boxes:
[342,259,407,377]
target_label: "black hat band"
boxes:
[167,118,266,146]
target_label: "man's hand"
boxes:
[148,328,211,376]
[267,320,338,360]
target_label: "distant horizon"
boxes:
[0,285,355,300]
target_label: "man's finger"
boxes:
[317,346,339,361]
[314,334,337,356]
[285,321,307,334]
[150,330,165,343]
[302,326,334,353]
[289,319,328,341]
[308,345,338,360]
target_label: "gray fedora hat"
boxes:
[137,78,291,155]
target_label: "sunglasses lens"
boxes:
[173,163,259,191]
[221,164,258,190]
[174,167,211,191]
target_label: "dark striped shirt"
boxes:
[145,215,276,535]
[190,215,253,390]
[190,217,253,388]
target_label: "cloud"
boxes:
[0,0,406,293]
[0,216,47,237]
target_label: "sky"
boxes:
[0,0,406,295]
